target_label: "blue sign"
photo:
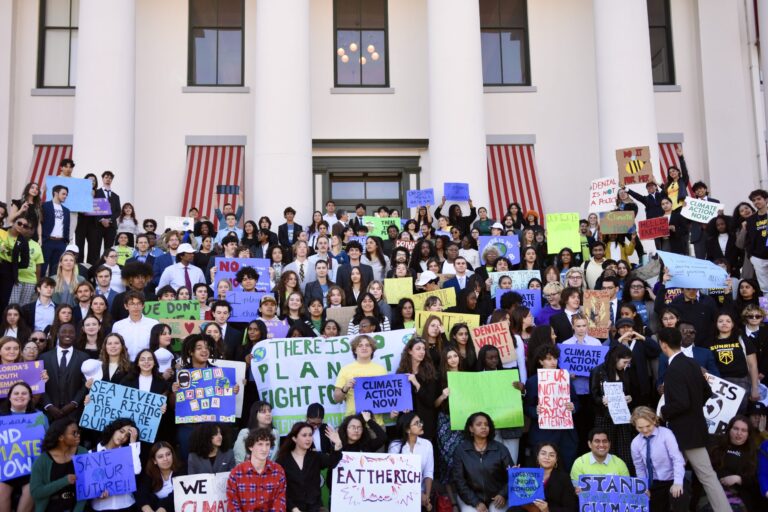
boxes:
[79,381,166,442]
[578,475,649,512]
[0,413,46,482]
[353,374,413,414]
[558,345,609,377]
[261,317,289,339]
[225,291,270,323]
[46,176,94,212]
[496,289,541,318]
[657,251,729,289]
[508,468,545,507]
[406,188,435,208]
[214,257,271,292]
[175,366,237,424]
[349,236,369,252]
[83,197,112,216]
[443,182,470,201]
[479,236,521,264]
[74,446,137,500]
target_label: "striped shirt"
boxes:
[226,459,286,512]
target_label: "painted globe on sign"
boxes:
[493,242,510,258]
[513,472,539,498]
[251,346,267,362]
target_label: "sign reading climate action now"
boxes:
[558,345,608,377]
[354,375,413,414]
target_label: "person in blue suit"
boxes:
[40,185,70,276]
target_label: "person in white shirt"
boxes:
[156,243,205,293]
[322,200,339,227]
[214,213,244,245]
[112,290,159,360]
[284,240,315,292]
[387,412,434,508]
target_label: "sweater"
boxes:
[30,447,89,512]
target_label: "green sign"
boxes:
[362,216,401,238]
[143,300,200,320]
[545,213,580,254]
[447,370,524,430]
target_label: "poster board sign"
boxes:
[414,310,480,331]
[331,452,422,511]
[209,359,247,418]
[537,369,574,429]
[411,287,457,311]
[0,413,45,482]
[657,251,729,288]
[443,182,470,201]
[600,211,636,235]
[164,216,195,232]
[174,472,229,512]
[353,374,413,414]
[681,198,724,223]
[74,446,136,500]
[490,270,541,297]
[507,468,545,507]
[447,370,523,430]
[638,217,669,240]
[143,300,200,320]
[604,381,631,424]
[214,257,271,293]
[362,216,401,238]
[0,361,45,398]
[583,290,612,338]
[616,146,654,186]
[45,176,94,212]
[472,321,516,364]
[83,197,112,216]
[80,380,166,442]
[496,289,541,318]
[478,236,521,265]
[250,329,412,434]
[163,319,203,350]
[262,317,289,339]
[704,373,746,434]
[384,277,413,304]
[589,177,619,213]
[326,306,357,335]
[395,239,416,253]
[406,188,435,208]
[175,367,237,424]
[545,213,580,254]
[578,475,649,512]
[225,291,270,323]
[558,345,608,377]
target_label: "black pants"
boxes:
[649,480,690,512]
[96,223,116,260]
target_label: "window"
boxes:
[188,0,244,86]
[38,0,79,87]
[647,0,675,85]
[479,0,530,86]
[334,0,388,87]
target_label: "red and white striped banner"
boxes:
[486,144,544,223]
[28,145,73,185]
[658,142,694,194]
[181,145,244,230]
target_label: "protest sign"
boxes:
[496,289,541,318]
[262,317,290,339]
[175,367,237,424]
[46,176,94,212]
[588,177,619,213]
[349,236,368,253]
[616,146,654,187]
[637,216,669,240]
[507,468,545,507]
[760,297,768,323]
[326,306,356,335]
[681,198,724,223]
[384,277,413,304]
[354,374,413,414]
[83,197,112,216]
[250,329,412,433]
[331,452,422,511]
[214,257,271,292]
[545,213,580,254]
[0,413,45,482]
[444,182,470,201]
[657,250,729,288]
[537,369,574,429]
[226,290,270,322]
[704,373,746,434]
[406,188,435,208]
[489,270,541,297]
[80,380,166,442]
[600,211,636,235]
[174,472,229,512]
[209,359,246,417]
[74,446,136,500]
[395,239,416,253]
[0,361,45,398]
[604,381,631,424]
[411,287,457,311]
[143,300,200,320]
[558,345,608,377]
[415,311,480,331]
[472,321,516,364]
[478,236,521,265]
[362,216,401,238]
[578,475,649,512]
[583,290,611,338]
[163,319,203,349]
[164,216,195,232]
[447,370,523,430]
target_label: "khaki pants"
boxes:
[684,447,730,512]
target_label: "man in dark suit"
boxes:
[689,181,721,259]
[334,240,374,293]
[41,184,71,276]
[92,170,121,262]
[348,203,368,233]
[441,257,473,295]
[211,300,243,359]
[625,182,664,219]
[277,207,303,248]
[657,321,719,393]
[40,323,89,421]
[304,260,335,306]
[658,327,730,512]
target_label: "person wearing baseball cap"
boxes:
[415,270,440,291]
[490,222,504,236]
[155,242,205,293]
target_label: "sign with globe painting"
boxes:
[507,468,544,507]
[478,236,521,264]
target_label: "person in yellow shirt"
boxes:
[333,334,387,420]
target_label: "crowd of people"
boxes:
[1,151,768,512]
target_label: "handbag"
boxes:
[435,492,453,512]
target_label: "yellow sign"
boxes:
[411,288,457,311]
[414,311,480,332]
[384,278,413,305]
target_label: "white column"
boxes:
[0,0,13,202]
[755,0,768,188]
[593,0,659,180]
[252,0,312,223]
[426,0,489,211]
[72,0,135,200]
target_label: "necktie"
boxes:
[105,189,111,199]
[59,349,69,381]
[184,265,192,290]
[299,263,305,282]
[609,301,615,325]
[645,435,655,486]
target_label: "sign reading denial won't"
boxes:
[472,321,516,363]
[353,374,413,414]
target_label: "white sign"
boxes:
[589,177,619,213]
[680,198,724,224]
[704,373,745,435]
[604,382,631,424]
[173,472,228,512]
[209,359,246,417]
[331,452,422,512]
[489,270,541,297]
[164,216,195,232]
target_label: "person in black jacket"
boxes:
[654,268,719,346]
[610,318,660,407]
[624,182,665,219]
[277,206,303,248]
[327,412,386,492]
[529,442,578,512]
[435,198,477,237]
[136,441,185,512]
[40,322,89,421]
[706,215,740,272]
[658,196,689,254]
[395,337,438,442]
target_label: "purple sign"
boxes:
[0,413,46,482]
[353,374,413,414]
[84,197,112,216]
[444,182,470,201]
[0,361,45,398]
[261,317,289,339]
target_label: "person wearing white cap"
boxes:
[490,222,504,236]
[155,243,205,293]
[415,270,440,292]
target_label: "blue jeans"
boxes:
[41,238,67,276]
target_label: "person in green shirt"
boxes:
[2,218,41,305]
[570,427,630,487]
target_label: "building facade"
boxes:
[1,0,767,226]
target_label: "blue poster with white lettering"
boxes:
[0,413,45,482]
[657,251,728,289]
[225,291,270,323]
[74,446,136,500]
[496,289,541,318]
[578,475,649,512]
[443,183,470,201]
[353,374,413,414]
[558,345,609,377]
[508,468,545,507]
[175,367,237,424]
[406,189,435,208]
[46,176,94,212]
[479,236,521,264]
[214,257,271,292]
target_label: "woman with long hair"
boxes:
[136,442,184,512]
[708,415,761,511]
[448,322,477,370]
[89,295,113,333]
[621,277,657,332]
[421,314,449,367]
[52,252,85,306]
[203,322,227,360]
[395,337,438,441]
[273,270,300,314]
[366,280,393,321]
[48,304,75,346]
[391,297,416,330]
[30,419,86,512]
[328,412,387,483]
[434,347,463,505]
[9,181,42,240]
[505,202,527,231]
[240,220,259,253]
[0,336,22,364]
[76,315,104,359]
[361,237,390,281]
[709,311,760,413]
[99,332,132,383]
[347,292,391,334]
[148,323,175,380]
[187,423,236,474]
[735,278,762,320]
[387,412,434,511]
[115,202,139,246]
[88,418,142,512]
[532,443,578,512]
[1,304,31,341]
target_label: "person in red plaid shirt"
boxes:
[226,428,286,511]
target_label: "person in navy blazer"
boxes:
[93,170,121,258]
[625,182,665,219]
[41,185,71,276]
[656,321,719,393]
[441,257,474,295]
[689,181,720,259]
[277,207,303,249]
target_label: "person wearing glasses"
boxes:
[30,418,87,512]
[111,290,159,360]
[741,304,768,386]
[0,216,34,310]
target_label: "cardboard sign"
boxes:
[604,381,631,424]
[545,213,580,254]
[174,472,229,512]
[638,217,669,240]
[616,146,654,187]
[0,413,45,482]
[478,236,521,265]
[496,289,541,318]
[537,369,574,429]
[681,198,724,223]
[443,182,470,201]
[361,216,401,238]
[331,452,422,511]
[395,239,416,253]
[578,475,649,512]
[472,321,516,363]
[600,211,636,235]
[143,300,200,320]
[490,270,541,297]
[411,287,457,311]
[83,197,112,216]
[74,446,136,500]
[353,374,413,414]
[80,380,166,442]
[583,290,612,338]
[163,319,203,347]
[414,310,480,331]
[558,345,608,377]
[175,367,237,424]
[45,176,94,212]
[406,188,435,208]
[657,251,729,288]
[384,277,413,305]
[208,359,247,417]
[589,177,619,213]
[325,306,357,335]
[508,468,545,507]
[164,216,195,232]
[447,370,524,430]
[0,361,45,398]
